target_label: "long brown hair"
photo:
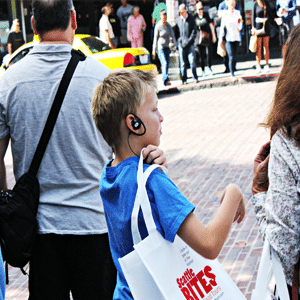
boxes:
[263,25,300,140]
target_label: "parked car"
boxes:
[0,34,157,78]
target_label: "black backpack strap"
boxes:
[28,49,86,176]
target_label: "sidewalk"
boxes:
[156,49,282,96]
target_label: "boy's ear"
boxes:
[125,114,136,132]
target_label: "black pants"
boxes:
[29,233,116,300]
[197,43,213,71]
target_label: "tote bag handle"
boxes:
[131,150,168,245]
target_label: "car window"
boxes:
[81,37,111,53]
[10,47,33,66]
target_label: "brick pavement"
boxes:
[4,80,275,299]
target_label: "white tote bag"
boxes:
[251,239,290,300]
[119,152,246,300]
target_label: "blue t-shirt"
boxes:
[100,156,195,299]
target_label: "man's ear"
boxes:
[31,16,38,36]
[70,10,77,30]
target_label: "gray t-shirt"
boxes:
[116,4,133,44]
[0,44,112,235]
[152,20,177,51]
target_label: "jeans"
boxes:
[225,41,239,76]
[157,47,171,85]
[29,234,116,300]
[178,44,198,83]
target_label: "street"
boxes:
[5,80,275,299]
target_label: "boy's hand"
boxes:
[220,184,245,223]
[233,198,245,224]
[143,145,168,169]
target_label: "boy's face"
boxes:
[136,87,163,147]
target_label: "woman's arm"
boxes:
[252,132,300,285]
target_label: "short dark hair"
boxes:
[32,0,74,36]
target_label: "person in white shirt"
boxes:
[99,5,116,49]
[219,0,242,78]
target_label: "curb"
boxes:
[157,72,279,98]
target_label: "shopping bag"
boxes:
[217,40,226,57]
[249,35,257,53]
[251,239,290,300]
[119,152,247,300]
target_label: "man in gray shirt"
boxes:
[152,9,177,86]
[0,0,116,298]
[116,0,133,47]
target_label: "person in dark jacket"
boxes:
[175,3,198,84]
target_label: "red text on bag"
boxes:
[176,266,218,299]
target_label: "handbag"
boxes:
[199,31,210,47]
[0,49,86,272]
[249,35,257,53]
[256,5,266,36]
[119,152,247,300]
[217,40,226,57]
[251,239,290,300]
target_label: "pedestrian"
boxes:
[117,0,133,48]
[251,0,271,73]
[99,5,116,49]
[0,0,117,299]
[91,68,245,299]
[251,24,300,299]
[194,1,217,77]
[218,0,239,73]
[152,9,177,86]
[7,19,25,56]
[127,6,146,48]
[175,3,198,85]
[107,2,121,48]
[276,0,297,56]
[219,0,243,78]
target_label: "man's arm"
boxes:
[105,30,115,49]
[7,43,12,56]
[0,135,10,191]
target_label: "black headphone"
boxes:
[130,114,146,136]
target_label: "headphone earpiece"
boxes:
[131,117,142,130]
[129,114,146,136]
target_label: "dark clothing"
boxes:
[29,234,116,300]
[109,13,121,39]
[252,1,271,37]
[195,12,214,71]
[197,43,213,71]
[194,12,212,43]
[175,14,197,49]
[175,14,198,83]
[7,31,24,54]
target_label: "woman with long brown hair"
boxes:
[251,24,300,299]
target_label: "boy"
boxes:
[92,69,245,299]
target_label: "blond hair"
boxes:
[92,69,157,148]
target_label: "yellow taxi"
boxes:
[0,34,157,78]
